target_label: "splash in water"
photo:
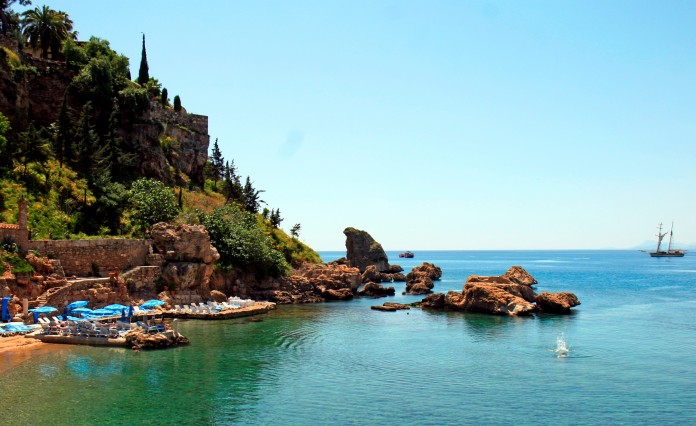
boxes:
[555,334,570,358]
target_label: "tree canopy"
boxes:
[21,5,75,59]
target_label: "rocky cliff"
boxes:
[0,43,209,186]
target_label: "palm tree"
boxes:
[21,5,76,59]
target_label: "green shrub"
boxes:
[129,178,178,232]
[0,46,21,69]
[2,252,34,274]
[118,86,150,117]
[200,205,290,278]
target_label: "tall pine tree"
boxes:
[137,33,149,85]
[210,138,224,189]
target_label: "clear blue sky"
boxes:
[22,1,696,250]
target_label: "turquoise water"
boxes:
[1,250,695,425]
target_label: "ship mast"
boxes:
[667,222,674,252]
[655,223,667,252]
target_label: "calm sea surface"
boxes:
[1,250,695,425]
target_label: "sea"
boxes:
[0,250,694,425]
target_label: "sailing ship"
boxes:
[649,222,685,257]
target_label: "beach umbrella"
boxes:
[128,305,134,321]
[62,307,68,321]
[71,307,92,315]
[66,301,89,309]
[103,304,129,312]
[121,309,126,322]
[139,299,166,310]
[28,306,58,314]
[33,312,39,323]
[1,297,10,322]
[90,309,112,317]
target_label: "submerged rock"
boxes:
[125,328,189,350]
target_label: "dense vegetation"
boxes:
[0,2,320,277]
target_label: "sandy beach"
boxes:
[0,335,68,373]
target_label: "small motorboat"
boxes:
[399,251,414,258]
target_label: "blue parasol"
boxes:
[28,306,58,314]
[103,304,129,312]
[33,311,39,323]
[89,308,113,316]
[139,299,166,309]
[62,307,68,321]
[71,307,92,315]
[66,301,89,309]
[128,305,134,320]
[121,309,126,322]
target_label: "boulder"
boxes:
[343,227,390,272]
[321,288,354,301]
[357,282,395,297]
[503,266,538,286]
[161,262,213,293]
[408,262,442,281]
[463,279,536,303]
[210,290,227,303]
[420,293,445,309]
[151,223,220,264]
[447,284,537,316]
[535,292,580,313]
[292,263,362,292]
[405,276,434,295]
[405,262,441,294]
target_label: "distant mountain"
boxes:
[631,240,696,251]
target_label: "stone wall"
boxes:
[26,239,152,277]
[149,103,208,136]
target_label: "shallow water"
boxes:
[1,250,695,425]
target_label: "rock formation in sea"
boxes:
[418,266,579,316]
[357,281,396,297]
[254,263,362,304]
[404,262,442,295]
[343,227,391,272]
[534,292,580,313]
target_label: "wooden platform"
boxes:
[163,302,276,320]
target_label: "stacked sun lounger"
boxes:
[0,323,40,336]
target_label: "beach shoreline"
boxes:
[0,335,69,373]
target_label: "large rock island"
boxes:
[418,266,579,316]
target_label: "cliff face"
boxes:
[0,42,209,185]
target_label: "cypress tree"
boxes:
[161,87,168,107]
[173,95,181,112]
[211,138,224,188]
[137,33,149,85]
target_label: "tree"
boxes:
[173,95,181,112]
[21,5,75,59]
[243,176,264,213]
[0,111,11,175]
[270,208,283,228]
[161,87,168,107]
[222,160,243,204]
[290,223,301,239]
[50,94,72,167]
[0,0,31,36]
[210,138,224,189]
[137,33,149,85]
[129,178,178,232]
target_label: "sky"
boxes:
[19,1,696,250]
